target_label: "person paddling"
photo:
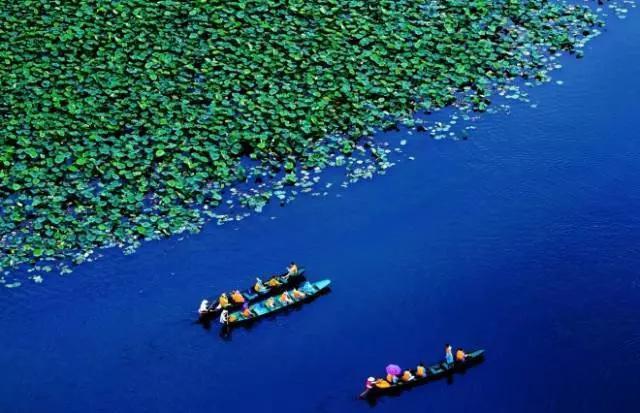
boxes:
[198,299,210,315]
[219,309,229,325]
[362,377,375,394]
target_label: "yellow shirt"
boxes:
[219,295,229,307]
[231,292,244,303]
[375,379,390,389]
[267,278,281,287]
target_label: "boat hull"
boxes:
[227,279,331,326]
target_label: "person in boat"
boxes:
[401,370,415,382]
[291,288,306,299]
[230,290,245,304]
[198,299,210,315]
[241,304,254,318]
[373,378,391,389]
[264,297,276,309]
[218,293,229,309]
[279,262,298,283]
[286,262,298,277]
[280,290,294,305]
[455,348,467,363]
[266,277,282,287]
[386,372,399,384]
[416,362,427,378]
[219,309,229,325]
[445,344,454,365]
[364,377,375,392]
[254,277,268,293]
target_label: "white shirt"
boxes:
[219,311,229,324]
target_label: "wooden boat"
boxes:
[226,279,331,325]
[360,349,485,399]
[198,269,306,319]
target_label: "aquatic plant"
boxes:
[0,1,603,276]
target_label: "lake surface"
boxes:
[1,10,639,413]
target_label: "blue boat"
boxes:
[227,279,331,325]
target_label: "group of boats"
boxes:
[197,266,331,326]
[196,264,484,400]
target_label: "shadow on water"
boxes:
[364,357,486,407]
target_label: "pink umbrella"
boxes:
[385,364,402,376]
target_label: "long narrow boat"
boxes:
[226,279,331,325]
[198,269,306,319]
[360,349,485,399]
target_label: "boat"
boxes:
[226,279,331,325]
[360,349,485,399]
[198,269,306,319]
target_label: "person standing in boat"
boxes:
[445,344,454,365]
[219,309,229,325]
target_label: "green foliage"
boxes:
[0,0,600,273]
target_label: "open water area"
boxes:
[1,6,640,413]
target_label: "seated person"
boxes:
[231,290,245,304]
[264,297,276,309]
[286,262,298,276]
[291,288,306,299]
[267,277,281,287]
[455,348,467,362]
[241,305,254,318]
[415,363,427,378]
[254,277,268,293]
[280,291,294,305]
[374,378,391,389]
[386,373,399,384]
[401,370,415,382]
[218,293,229,308]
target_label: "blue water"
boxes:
[2,12,640,413]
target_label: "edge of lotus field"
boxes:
[1,0,636,287]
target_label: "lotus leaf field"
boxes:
[0,1,602,276]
